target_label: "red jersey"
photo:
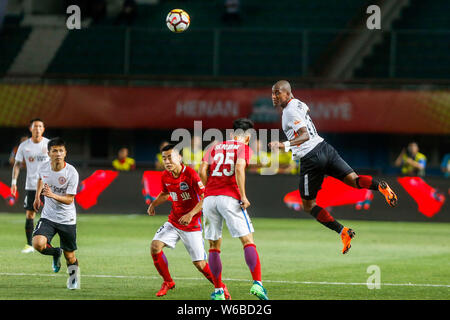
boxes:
[203,140,253,200]
[161,165,205,232]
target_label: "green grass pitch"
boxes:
[0,212,449,300]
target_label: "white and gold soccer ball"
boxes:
[166,9,190,33]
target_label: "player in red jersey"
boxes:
[147,144,230,299]
[199,118,269,300]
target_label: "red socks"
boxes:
[200,263,215,285]
[151,251,173,283]
[356,175,379,190]
[208,249,223,288]
[244,244,262,282]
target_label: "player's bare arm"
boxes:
[41,183,75,205]
[11,160,22,196]
[235,158,250,209]
[179,193,204,225]
[199,161,209,186]
[147,191,170,216]
[33,178,44,212]
[269,127,310,150]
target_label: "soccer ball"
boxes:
[166,9,190,33]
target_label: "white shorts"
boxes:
[203,195,254,240]
[152,222,207,262]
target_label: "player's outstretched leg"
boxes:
[305,202,356,254]
[350,174,398,207]
[151,250,175,297]
[195,261,231,300]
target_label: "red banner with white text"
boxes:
[0,85,449,133]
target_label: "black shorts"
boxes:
[24,190,45,212]
[33,218,77,252]
[299,141,354,200]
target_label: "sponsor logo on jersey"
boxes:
[198,181,205,189]
[180,182,189,191]
[52,185,68,194]
[58,176,67,185]
[294,120,302,125]
[28,156,35,162]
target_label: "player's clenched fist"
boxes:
[178,212,194,226]
[268,141,284,150]
[147,204,156,216]
[240,197,251,210]
[42,183,52,197]
[33,198,40,212]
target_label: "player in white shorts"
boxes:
[32,137,80,290]
[11,118,49,253]
[147,144,230,299]
[199,118,269,300]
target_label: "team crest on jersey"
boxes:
[28,156,35,162]
[180,182,189,191]
[58,176,66,185]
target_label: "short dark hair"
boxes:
[233,118,254,131]
[29,118,44,126]
[161,143,180,154]
[48,137,66,150]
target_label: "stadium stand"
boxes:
[43,0,364,77]
[355,0,450,79]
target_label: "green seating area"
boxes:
[45,0,363,77]
[355,0,450,79]
[5,0,447,79]
[46,28,126,75]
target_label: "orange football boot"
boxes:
[378,181,398,207]
[156,281,176,297]
[341,227,355,254]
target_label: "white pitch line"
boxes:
[0,273,449,288]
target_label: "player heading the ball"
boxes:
[269,80,398,254]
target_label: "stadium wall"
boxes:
[0,169,448,223]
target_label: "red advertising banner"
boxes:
[0,84,449,133]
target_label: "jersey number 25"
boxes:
[211,152,235,177]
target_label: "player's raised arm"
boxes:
[235,158,250,209]
[147,191,170,216]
